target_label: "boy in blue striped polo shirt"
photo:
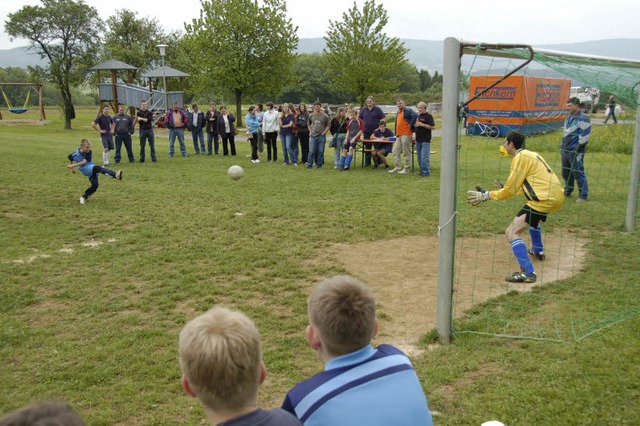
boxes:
[282,275,433,426]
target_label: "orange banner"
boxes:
[468,75,571,135]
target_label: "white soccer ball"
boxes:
[227,165,244,180]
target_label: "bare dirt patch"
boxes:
[333,233,587,354]
[4,211,28,218]
[0,119,49,126]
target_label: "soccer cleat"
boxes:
[397,168,409,174]
[79,196,85,205]
[576,198,587,203]
[505,271,537,283]
[388,168,400,173]
[528,248,545,261]
[116,170,123,180]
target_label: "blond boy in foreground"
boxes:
[179,306,301,426]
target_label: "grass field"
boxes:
[1,108,639,425]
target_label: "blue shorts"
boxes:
[101,134,114,150]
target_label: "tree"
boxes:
[323,0,409,106]
[419,69,432,92]
[0,67,31,106]
[278,53,345,104]
[5,0,102,129]
[102,10,180,80]
[183,0,298,126]
[397,62,420,93]
[432,71,443,86]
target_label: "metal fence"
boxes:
[97,83,183,111]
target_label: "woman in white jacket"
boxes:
[262,101,279,162]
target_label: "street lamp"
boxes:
[156,44,168,114]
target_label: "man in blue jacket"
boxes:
[189,102,206,154]
[562,97,591,202]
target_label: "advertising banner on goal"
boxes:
[467,75,571,136]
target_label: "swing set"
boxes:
[0,82,46,121]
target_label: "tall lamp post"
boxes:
[156,44,168,113]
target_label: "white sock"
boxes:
[106,152,110,164]
[103,152,107,164]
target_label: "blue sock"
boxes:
[529,225,543,253]
[511,238,534,274]
[339,155,346,168]
[346,154,353,168]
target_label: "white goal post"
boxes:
[436,37,640,344]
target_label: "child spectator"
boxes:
[339,109,363,171]
[179,306,302,426]
[371,119,394,170]
[67,139,122,205]
[282,275,433,425]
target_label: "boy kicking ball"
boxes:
[67,139,122,204]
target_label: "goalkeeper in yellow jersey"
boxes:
[467,131,564,283]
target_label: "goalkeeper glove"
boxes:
[467,186,490,206]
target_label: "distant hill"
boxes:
[0,47,47,68]
[298,37,640,72]
[3,38,639,71]
[538,39,640,60]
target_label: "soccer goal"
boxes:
[436,38,640,343]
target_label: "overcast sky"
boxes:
[2,0,638,50]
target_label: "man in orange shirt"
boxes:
[389,98,418,174]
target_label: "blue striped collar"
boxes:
[325,345,375,371]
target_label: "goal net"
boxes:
[437,39,640,342]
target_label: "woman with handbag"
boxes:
[217,105,237,156]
